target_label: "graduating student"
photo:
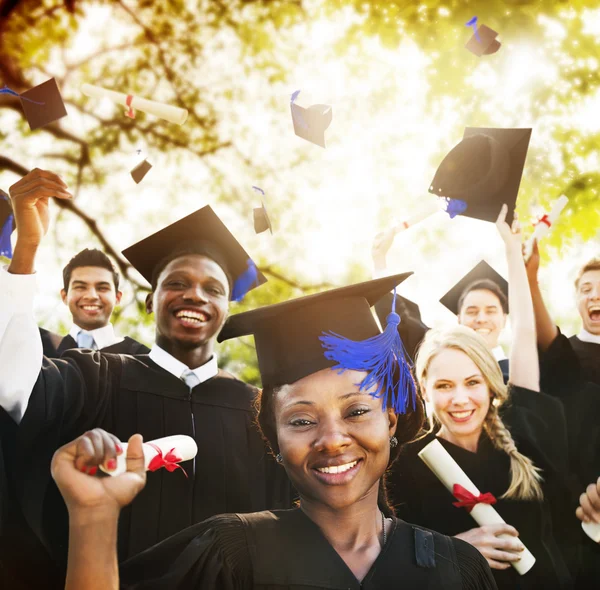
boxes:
[40,248,149,356]
[0,169,292,587]
[388,206,581,590]
[51,275,497,590]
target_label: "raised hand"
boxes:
[576,477,600,526]
[372,226,397,273]
[454,523,524,570]
[495,204,522,254]
[8,168,72,248]
[524,238,540,284]
[51,429,146,523]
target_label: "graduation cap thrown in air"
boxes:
[439,260,509,316]
[219,274,417,414]
[0,190,16,259]
[253,202,272,234]
[290,94,333,148]
[131,159,153,184]
[122,205,267,301]
[465,24,501,57]
[19,78,68,131]
[428,127,531,225]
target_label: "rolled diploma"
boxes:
[100,435,197,477]
[418,439,536,575]
[393,200,440,234]
[582,521,600,543]
[523,195,568,262]
[81,83,188,126]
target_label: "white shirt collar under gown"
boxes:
[69,322,124,350]
[149,343,219,384]
[491,345,507,362]
[577,328,600,345]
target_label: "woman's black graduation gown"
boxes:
[11,350,293,581]
[388,385,583,590]
[120,508,497,589]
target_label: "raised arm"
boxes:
[0,170,72,422]
[524,240,559,351]
[51,430,146,590]
[496,205,539,391]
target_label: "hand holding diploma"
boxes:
[523,195,568,262]
[81,83,188,125]
[419,439,536,574]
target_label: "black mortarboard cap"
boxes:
[131,159,153,184]
[218,273,412,389]
[20,78,68,131]
[291,102,333,148]
[440,260,508,316]
[465,24,501,57]
[122,205,267,298]
[429,127,531,225]
[253,202,273,234]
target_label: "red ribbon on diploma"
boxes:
[147,444,188,477]
[125,95,135,119]
[452,483,497,513]
[535,214,551,228]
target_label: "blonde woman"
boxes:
[388,206,581,590]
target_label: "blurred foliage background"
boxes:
[1,0,599,384]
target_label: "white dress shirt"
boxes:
[68,323,124,350]
[577,328,600,345]
[491,345,507,362]
[0,266,218,424]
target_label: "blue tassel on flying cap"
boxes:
[319,289,416,414]
[231,258,259,302]
[0,212,13,258]
[444,197,467,219]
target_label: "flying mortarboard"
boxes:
[439,260,509,316]
[0,190,16,259]
[131,159,153,184]
[253,203,272,234]
[19,78,68,131]
[465,24,501,57]
[429,127,531,225]
[219,274,417,413]
[122,205,267,300]
[290,91,332,148]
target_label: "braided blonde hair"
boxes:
[415,326,543,501]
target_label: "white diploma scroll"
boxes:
[100,435,197,477]
[392,200,441,234]
[81,83,188,126]
[419,439,536,575]
[582,521,600,543]
[523,195,569,262]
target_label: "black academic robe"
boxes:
[39,327,150,357]
[388,385,583,590]
[120,508,497,589]
[11,351,293,588]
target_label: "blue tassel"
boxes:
[0,212,13,258]
[0,85,45,105]
[319,289,416,414]
[444,198,467,219]
[231,258,259,302]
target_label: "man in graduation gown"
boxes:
[0,169,292,588]
[40,248,149,357]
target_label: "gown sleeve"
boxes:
[539,329,583,397]
[451,538,498,590]
[120,514,252,590]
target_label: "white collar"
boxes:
[491,345,507,361]
[149,344,219,384]
[69,323,123,350]
[576,329,600,345]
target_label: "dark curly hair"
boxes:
[62,248,119,292]
[256,368,425,517]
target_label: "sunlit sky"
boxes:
[2,2,599,348]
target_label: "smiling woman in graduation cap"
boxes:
[0,168,291,587]
[50,274,497,590]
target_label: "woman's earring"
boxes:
[389,436,398,448]
[275,453,283,464]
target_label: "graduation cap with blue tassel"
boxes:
[0,190,16,259]
[218,274,417,415]
[122,205,266,302]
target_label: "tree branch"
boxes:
[259,265,334,292]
